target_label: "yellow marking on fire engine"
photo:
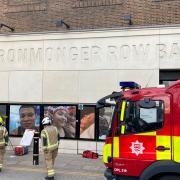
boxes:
[120,101,126,121]
[103,143,112,163]
[113,137,119,158]
[156,135,171,160]
[173,136,180,163]
[121,125,125,134]
[136,132,156,136]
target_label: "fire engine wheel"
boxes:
[158,175,180,180]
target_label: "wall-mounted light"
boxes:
[124,15,133,25]
[0,23,15,32]
[55,20,70,29]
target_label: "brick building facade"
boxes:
[1,0,180,33]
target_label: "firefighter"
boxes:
[41,117,60,180]
[0,116,8,172]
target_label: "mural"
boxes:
[80,106,95,139]
[9,105,40,136]
[44,105,76,138]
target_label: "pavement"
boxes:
[0,150,106,180]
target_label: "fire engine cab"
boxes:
[97,80,180,180]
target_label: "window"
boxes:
[122,100,164,134]
[79,106,95,139]
[44,105,77,138]
[9,105,40,136]
[160,70,180,86]
[98,106,114,140]
[0,105,7,126]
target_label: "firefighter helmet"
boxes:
[42,117,51,125]
[0,116,3,124]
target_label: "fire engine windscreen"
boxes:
[119,100,164,134]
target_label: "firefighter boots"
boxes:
[45,176,54,180]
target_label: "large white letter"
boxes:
[0,49,5,62]
[157,44,167,59]
[107,46,118,61]
[70,47,79,61]
[8,49,15,62]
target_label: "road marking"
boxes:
[5,166,103,177]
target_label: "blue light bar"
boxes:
[119,81,140,89]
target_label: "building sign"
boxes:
[1,28,180,70]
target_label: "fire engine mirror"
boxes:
[96,92,121,108]
[138,98,156,108]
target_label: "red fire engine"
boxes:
[97,80,180,180]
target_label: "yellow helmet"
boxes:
[0,116,3,124]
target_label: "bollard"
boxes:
[33,131,39,165]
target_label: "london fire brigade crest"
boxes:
[130,140,145,156]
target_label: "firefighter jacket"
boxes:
[0,125,8,147]
[41,125,59,151]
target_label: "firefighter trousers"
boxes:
[44,148,58,177]
[0,146,5,170]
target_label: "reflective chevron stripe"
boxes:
[48,169,55,176]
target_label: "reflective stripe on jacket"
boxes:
[0,126,8,147]
[41,125,59,151]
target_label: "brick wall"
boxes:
[0,0,180,33]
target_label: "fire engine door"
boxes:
[112,98,172,176]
